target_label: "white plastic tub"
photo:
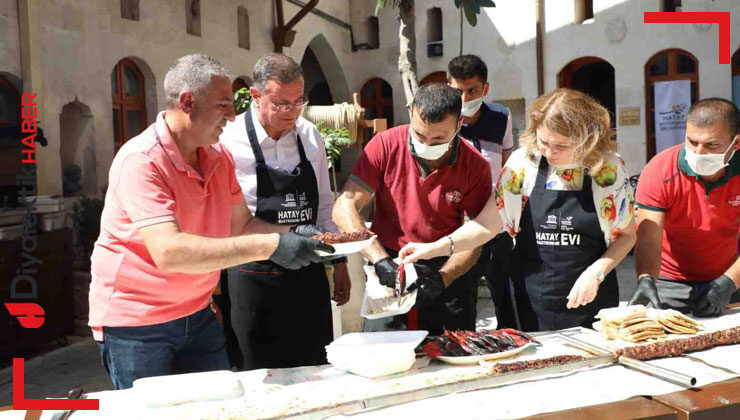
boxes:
[325,330,428,378]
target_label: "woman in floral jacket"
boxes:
[401,88,636,331]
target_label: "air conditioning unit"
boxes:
[427,42,443,58]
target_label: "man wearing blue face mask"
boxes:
[333,83,492,334]
[448,55,518,329]
[629,98,740,317]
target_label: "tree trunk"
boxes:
[397,0,418,108]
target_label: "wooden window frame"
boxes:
[112,58,147,153]
[644,48,699,160]
[419,71,448,86]
[360,78,394,123]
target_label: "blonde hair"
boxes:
[519,88,616,176]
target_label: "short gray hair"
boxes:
[164,54,232,109]
[252,53,303,91]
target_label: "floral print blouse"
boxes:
[495,147,634,246]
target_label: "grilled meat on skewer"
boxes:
[312,229,374,244]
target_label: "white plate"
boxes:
[435,341,537,365]
[316,235,377,256]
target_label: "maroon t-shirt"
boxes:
[350,124,492,251]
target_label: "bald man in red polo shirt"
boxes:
[629,98,740,317]
[333,83,492,334]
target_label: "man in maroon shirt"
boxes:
[333,83,492,333]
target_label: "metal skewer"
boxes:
[554,332,696,388]
[618,356,697,388]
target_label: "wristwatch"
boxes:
[592,269,606,284]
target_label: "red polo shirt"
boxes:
[636,144,740,282]
[351,124,492,251]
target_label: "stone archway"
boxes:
[302,34,350,103]
[558,57,616,124]
[59,99,96,196]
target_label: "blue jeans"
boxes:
[97,306,229,389]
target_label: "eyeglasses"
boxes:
[259,94,308,113]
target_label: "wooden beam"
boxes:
[285,0,318,31]
[272,0,319,52]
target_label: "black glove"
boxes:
[269,232,335,270]
[627,276,663,308]
[407,263,446,309]
[694,275,737,317]
[374,257,399,288]
[290,224,325,237]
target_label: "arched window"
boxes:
[111,58,147,153]
[238,6,250,50]
[121,0,139,21]
[186,0,201,36]
[360,78,394,128]
[558,57,615,126]
[0,76,20,126]
[574,0,594,24]
[732,48,740,109]
[232,77,251,94]
[662,0,682,12]
[645,49,698,158]
[426,7,442,42]
[419,71,447,86]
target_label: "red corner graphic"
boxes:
[13,358,100,411]
[644,12,731,64]
[4,303,45,329]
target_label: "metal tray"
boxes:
[0,209,25,227]
[0,224,23,240]
[18,195,65,213]
[39,211,67,232]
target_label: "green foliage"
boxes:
[317,123,352,170]
[375,0,495,26]
[72,195,104,266]
[375,0,401,15]
[234,87,252,114]
[458,0,496,26]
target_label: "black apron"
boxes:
[227,108,332,370]
[512,158,618,332]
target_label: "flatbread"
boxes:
[620,317,657,328]
[619,331,666,342]
[658,318,697,334]
[596,305,647,323]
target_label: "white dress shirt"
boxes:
[219,106,338,232]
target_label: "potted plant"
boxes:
[317,123,353,194]
[71,195,104,335]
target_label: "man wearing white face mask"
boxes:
[448,55,518,329]
[333,83,492,334]
[629,98,740,317]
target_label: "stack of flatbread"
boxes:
[595,305,703,342]
[651,308,703,334]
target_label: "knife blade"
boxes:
[394,264,405,305]
[57,387,83,420]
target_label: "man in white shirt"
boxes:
[448,54,517,329]
[219,53,349,370]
